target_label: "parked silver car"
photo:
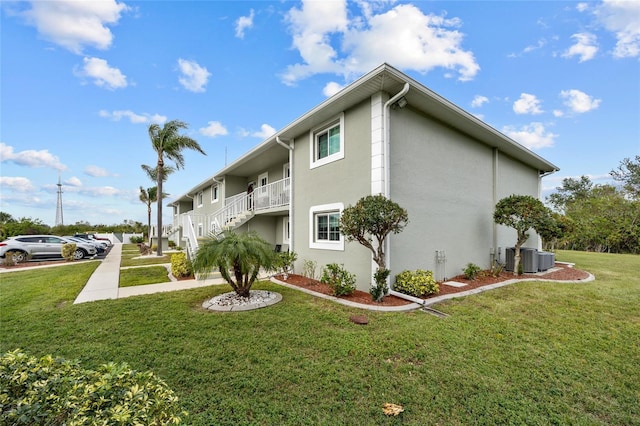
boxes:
[0,235,97,263]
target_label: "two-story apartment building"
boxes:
[168,63,558,291]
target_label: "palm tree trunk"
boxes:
[156,156,164,256]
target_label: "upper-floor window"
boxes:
[197,191,203,207]
[310,113,344,169]
[211,184,219,203]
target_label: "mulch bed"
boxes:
[275,263,591,307]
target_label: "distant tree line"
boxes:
[0,213,145,241]
[546,155,640,254]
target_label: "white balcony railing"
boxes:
[180,177,290,254]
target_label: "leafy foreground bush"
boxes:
[321,263,356,296]
[394,269,439,297]
[171,252,193,278]
[0,349,185,425]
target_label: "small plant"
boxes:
[0,349,186,425]
[275,251,297,278]
[61,243,76,261]
[463,263,483,280]
[302,259,317,280]
[2,250,28,266]
[489,260,504,278]
[321,263,356,297]
[171,252,193,278]
[168,239,176,248]
[370,268,390,302]
[151,244,158,252]
[394,269,439,297]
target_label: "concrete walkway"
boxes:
[73,244,226,304]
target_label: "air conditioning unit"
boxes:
[537,252,555,271]
[521,248,538,273]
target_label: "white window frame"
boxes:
[211,184,219,203]
[309,113,344,169]
[283,216,290,244]
[197,223,203,237]
[309,203,344,250]
[197,191,203,208]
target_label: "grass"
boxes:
[119,265,171,287]
[1,250,638,425]
[119,243,172,267]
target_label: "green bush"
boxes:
[0,349,186,425]
[394,269,439,297]
[171,252,193,278]
[168,239,176,248]
[463,263,483,280]
[61,243,76,261]
[321,263,356,296]
[302,259,317,280]
[129,235,144,244]
[275,251,297,275]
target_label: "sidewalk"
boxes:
[73,244,226,304]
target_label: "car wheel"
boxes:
[73,249,86,260]
[10,251,28,263]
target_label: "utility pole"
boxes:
[55,175,64,226]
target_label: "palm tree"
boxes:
[192,231,276,297]
[148,120,205,256]
[139,186,160,244]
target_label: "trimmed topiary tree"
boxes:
[494,194,554,275]
[340,194,408,302]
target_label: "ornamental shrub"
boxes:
[370,268,390,302]
[61,242,76,261]
[0,349,186,425]
[171,252,193,278]
[463,263,483,280]
[129,235,144,244]
[321,263,356,296]
[394,269,439,297]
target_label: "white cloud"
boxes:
[99,110,166,124]
[235,9,255,39]
[0,176,36,192]
[199,121,228,137]
[576,3,590,13]
[0,142,67,171]
[79,186,122,197]
[502,122,557,149]
[18,0,128,54]
[177,59,211,93]
[282,2,479,85]
[562,33,598,62]
[64,176,83,187]
[323,82,344,97]
[75,57,127,89]
[596,0,640,58]
[471,95,489,108]
[84,165,110,177]
[553,110,564,117]
[252,124,276,139]
[560,89,602,113]
[513,93,543,115]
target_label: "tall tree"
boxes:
[494,194,553,275]
[340,194,409,301]
[139,186,164,243]
[148,120,206,255]
[611,155,640,199]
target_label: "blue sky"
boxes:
[1,0,639,227]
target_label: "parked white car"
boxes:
[0,235,97,263]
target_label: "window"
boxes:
[309,203,344,250]
[198,223,203,237]
[310,113,344,168]
[197,191,203,207]
[283,217,290,244]
[211,185,219,203]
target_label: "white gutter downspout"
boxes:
[381,82,410,290]
[276,136,294,253]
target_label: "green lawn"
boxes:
[119,265,171,287]
[1,251,638,425]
